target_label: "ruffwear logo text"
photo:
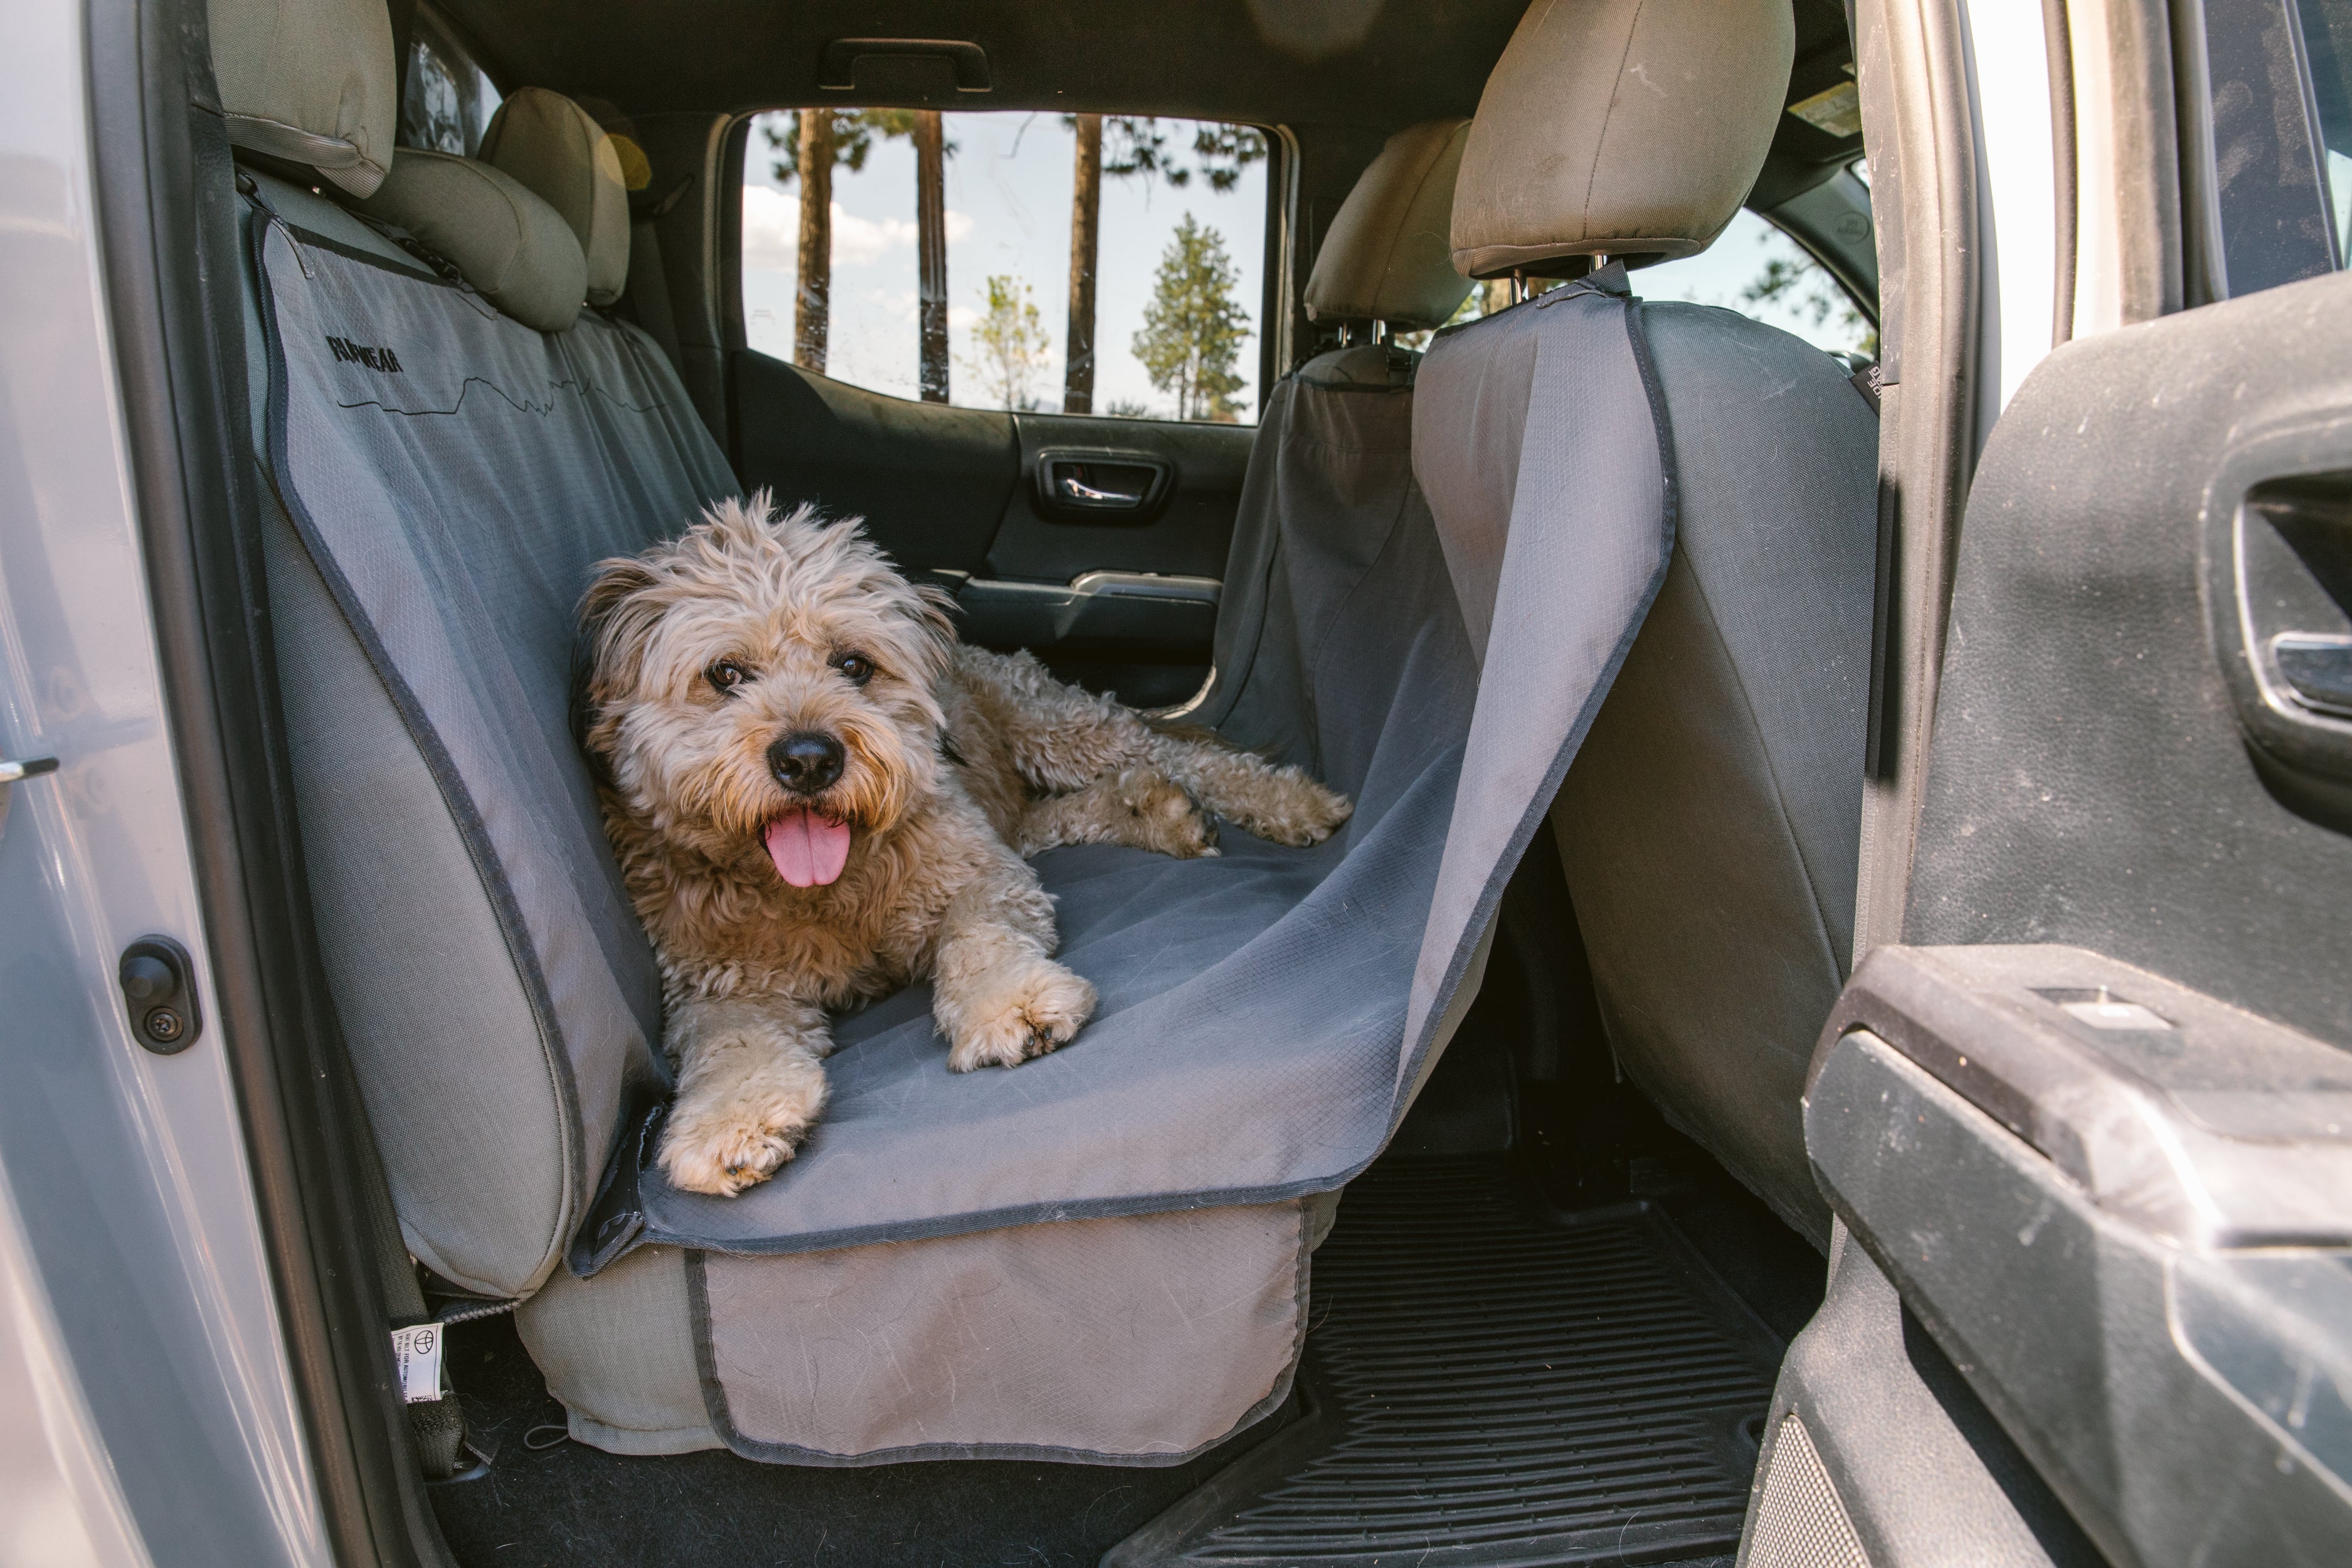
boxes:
[326,335,403,373]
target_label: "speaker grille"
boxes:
[1746,1414,1872,1568]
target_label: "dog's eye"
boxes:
[833,652,876,686]
[706,659,753,695]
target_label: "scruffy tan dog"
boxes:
[581,493,1352,1195]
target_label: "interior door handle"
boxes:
[2271,633,2352,718]
[1032,447,1175,521]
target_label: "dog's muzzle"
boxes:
[768,731,845,796]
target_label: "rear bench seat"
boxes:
[220,0,1696,1463]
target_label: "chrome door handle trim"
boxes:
[2272,633,2352,719]
[1058,474,1143,506]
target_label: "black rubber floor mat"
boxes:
[1104,1158,1784,1567]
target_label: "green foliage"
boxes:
[1741,243,1878,358]
[964,274,1053,410]
[1063,116,1268,192]
[1132,215,1251,420]
[763,110,953,184]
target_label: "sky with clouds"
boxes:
[740,111,1870,423]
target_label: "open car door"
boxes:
[1744,0,2352,1564]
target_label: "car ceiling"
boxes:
[433,0,1862,180]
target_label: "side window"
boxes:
[1401,203,1877,363]
[398,4,502,157]
[2196,0,2352,296]
[1622,207,1878,360]
[739,112,1272,423]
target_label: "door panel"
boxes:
[1802,945,2352,1568]
[730,349,1019,578]
[731,351,1251,707]
[1759,236,2352,1568]
[1902,270,2352,1042]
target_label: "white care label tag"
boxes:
[391,1323,444,1404]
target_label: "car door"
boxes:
[1740,0,2352,1564]
[724,100,1279,710]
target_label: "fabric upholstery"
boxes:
[357,150,590,332]
[248,178,1671,1463]
[245,196,734,1297]
[699,1203,1310,1464]
[263,496,577,1298]
[1451,0,1794,276]
[1546,300,1877,1243]
[480,88,632,307]
[596,404,1485,1262]
[208,0,396,196]
[238,3,1682,1448]
[1187,344,1427,770]
[1305,120,1475,329]
[517,1246,719,1454]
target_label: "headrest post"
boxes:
[1510,272,1528,306]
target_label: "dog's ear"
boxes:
[578,554,663,716]
[904,580,961,680]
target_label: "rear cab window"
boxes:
[398,2,502,156]
[739,112,1273,422]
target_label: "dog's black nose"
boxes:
[768,731,845,795]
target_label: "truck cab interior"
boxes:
[61,0,2352,1560]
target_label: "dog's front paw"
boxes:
[947,959,1098,1071]
[1114,767,1219,858]
[1244,768,1355,847]
[659,1080,823,1197]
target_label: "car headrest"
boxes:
[1451,0,1794,278]
[206,0,398,198]
[1305,120,1474,332]
[479,89,630,307]
[357,150,589,332]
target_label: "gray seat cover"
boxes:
[1551,300,1877,1243]
[253,225,1674,1263]
[248,198,736,1293]
[252,210,1678,1451]
[596,348,1488,1265]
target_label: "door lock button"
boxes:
[118,937,201,1055]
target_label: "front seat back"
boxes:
[1416,0,1878,1244]
[1185,117,1475,789]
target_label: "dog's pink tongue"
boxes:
[765,809,852,887]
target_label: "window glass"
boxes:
[1405,209,1877,361]
[741,112,1270,422]
[2201,0,2352,294]
[1635,211,1877,359]
[398,5,501,157]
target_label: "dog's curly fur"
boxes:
[581,493,1352,1195]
